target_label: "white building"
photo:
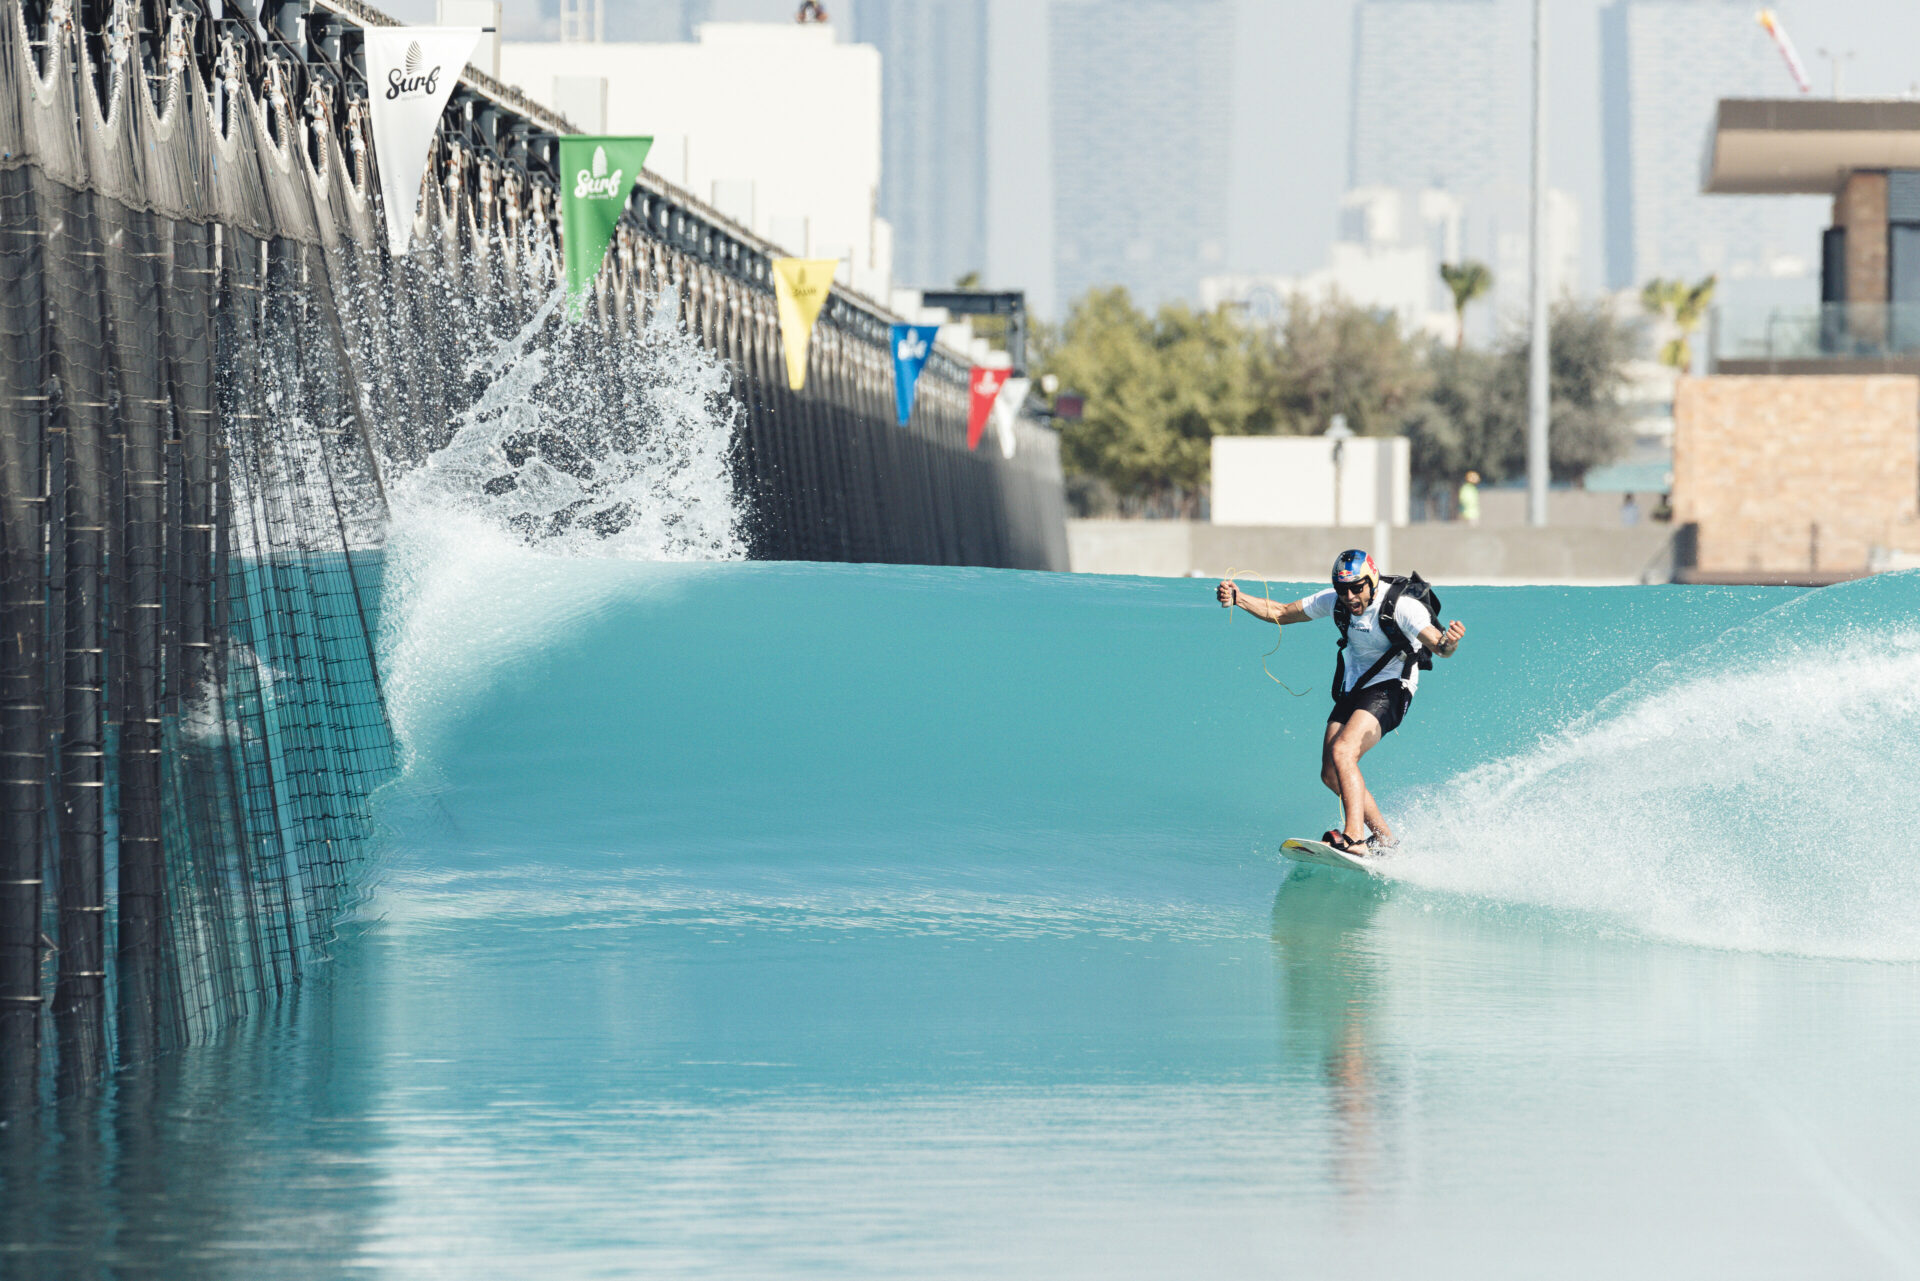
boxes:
[1200,188,1454,340]
[1211,435,1411,529]
[499,23,894,300]
[1203,185,1572,344]
[1482,184,1582,333]
[1341,186,1465,268]
[1204,183,1582,345]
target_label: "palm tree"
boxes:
[1640,275,1717,372]
[1438,261,1493,351]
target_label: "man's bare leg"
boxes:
[1320,721,1391,841]
[1320,713,1386,844]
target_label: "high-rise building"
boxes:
[614,1,707,43]
[1049,0,1232,309]
[1348,0,1524,198]
[1601,0,1825,290]
[521,0,709,43]
[1348,0,1559,336]
[854,1,989,291]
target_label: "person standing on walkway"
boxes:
[1457,472,1481,525]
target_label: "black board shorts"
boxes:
[1329,681,1412,735]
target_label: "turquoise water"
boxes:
[11,541,1920,1277]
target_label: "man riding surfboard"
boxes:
[1217,551,1466,856]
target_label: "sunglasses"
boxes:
[1335,580,1371,597]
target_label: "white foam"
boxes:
[1396,627,1920,960]
[384,286,743,561]
[374,285,746,760]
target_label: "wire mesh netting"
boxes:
[0,0,1067,1104]
[0,167,399,1099]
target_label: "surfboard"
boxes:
[1280,837,1389,875]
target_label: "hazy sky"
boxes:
[393,0,1920,316]
[1228,0,1920,297]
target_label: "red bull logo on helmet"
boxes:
[1332,550,1377,587]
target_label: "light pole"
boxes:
[1326,413,1353,527]
[1815,47,1855,98]
[1526,0,1550,528]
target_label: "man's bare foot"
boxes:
[1366,833,1400,853]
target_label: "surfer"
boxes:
[1217,550,1465,856]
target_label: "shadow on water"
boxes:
[1269,867,1392,1202]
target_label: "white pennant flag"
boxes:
[990,376,1030,460]
[363,26,482,255]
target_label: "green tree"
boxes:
[1438,260,1493,351]
[1639,274,1716,371]
[1405,299,1635,488]
[1400,344,1498,491]
[1037,286,1635,514]
[1259,294,1432,439]
[1037,287,1269,513]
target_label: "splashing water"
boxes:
[1395,573,1920,959]
[375,284,746,758]
[385,287,743,560]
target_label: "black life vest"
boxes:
[1331,572,1444,701]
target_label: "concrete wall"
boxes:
[1067,521,1681,584]
[1672,374,1920,574]
[1471,488,1648,529]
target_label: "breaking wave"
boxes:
[1394,572,1920,960]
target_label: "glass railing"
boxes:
[1712,303,1920,365]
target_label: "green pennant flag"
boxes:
[559,136,652,315]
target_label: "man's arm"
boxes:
[1216,580,1315,625]
[1417,619,1466,657]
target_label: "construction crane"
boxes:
[1756,9,1812,95]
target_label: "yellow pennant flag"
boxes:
[773,258,839,391]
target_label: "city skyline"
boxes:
[1345,0,1550,336]
[390,0,1920,322]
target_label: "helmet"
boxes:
[1332,549,1378,589]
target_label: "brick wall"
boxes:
[1672,374,1920,573]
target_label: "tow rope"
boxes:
[1222,567,1309,698]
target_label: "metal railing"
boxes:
[1712,302,1920,365]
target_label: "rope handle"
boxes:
[1221,567,1309,698]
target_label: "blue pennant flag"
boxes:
[891,324,940,426]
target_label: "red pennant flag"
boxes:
[968,366,1006,450]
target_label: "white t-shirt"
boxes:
[1302,585,1435,694]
